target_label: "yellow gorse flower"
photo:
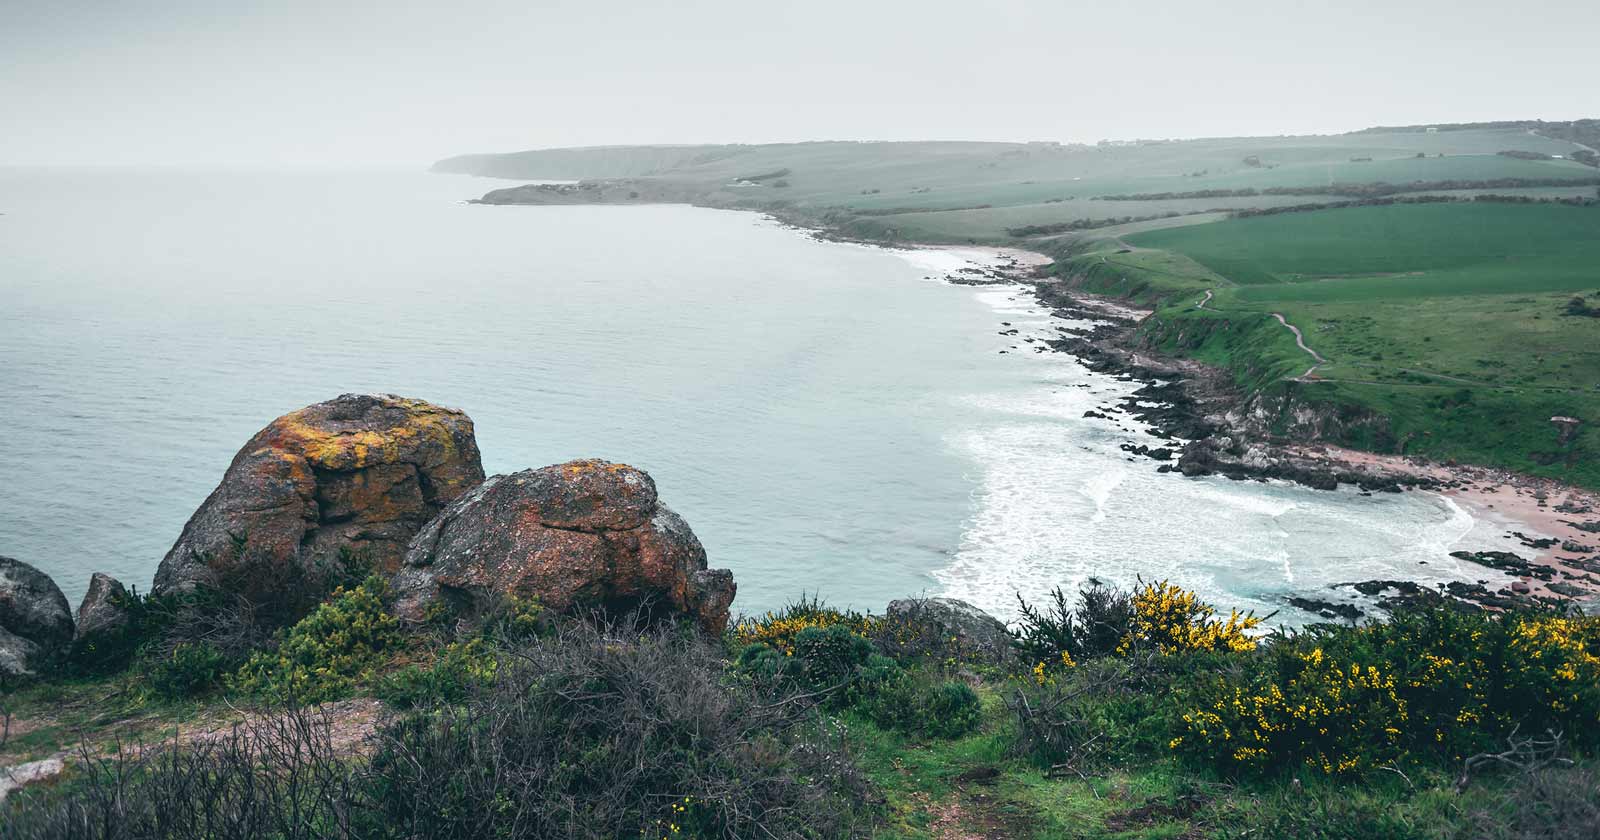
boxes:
[1118,580,1262,656]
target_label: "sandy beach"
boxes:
[1285,443,1600,598]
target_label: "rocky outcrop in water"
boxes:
[153,394,485,625]
[0,556,74,677]
[392,459,736,633]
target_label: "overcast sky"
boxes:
[3,0,1595,167]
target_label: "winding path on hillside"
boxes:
[1195,288,1322,376]
[1271,312,1326,378]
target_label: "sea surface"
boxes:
[0,169,1525,622]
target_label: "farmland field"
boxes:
[1129,202,1600,291]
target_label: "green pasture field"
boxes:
[1129,202,1600,290]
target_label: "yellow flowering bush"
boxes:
[1172,647,1409,775]
[1172,605,1600,776]
[1506,614,1600,719]
[1118,580,1262,656]
[646,796,704,839]
[731,596,877,655]
[1030,650,1076,686]
[232,575,400,702]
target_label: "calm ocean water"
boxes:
[0,169,1522,621]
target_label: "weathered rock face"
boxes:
[885,596,1013,662]
[74,573,131,642]
[392,459,736,633]
[0,557,74,677]
[153,394,485,623]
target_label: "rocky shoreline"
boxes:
[967,255,1600,617]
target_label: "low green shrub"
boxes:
[365,619,877,839]
[141,641,231,700]
[231,576,399,703]
[730,595,877,655]
[475,593,548,643]
[920,680,982,739]
[849,656,919,729]
[372,638,498,710]
[849,661,981,739]
[791,622,875,691]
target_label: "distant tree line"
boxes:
[1006,211,1192,237]
[732,168,791,183]
[1229,192,1599,219]
[1093,176,1600,202]
[852,204,992,217]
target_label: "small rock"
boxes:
[74,573,131,642]
[0,756,66,802]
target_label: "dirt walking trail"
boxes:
[1272,312,1326,378]
[1195,288,1323,378]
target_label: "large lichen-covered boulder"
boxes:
[0,557,74,677]
[154,394,485,623]
[392,459,736,633]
